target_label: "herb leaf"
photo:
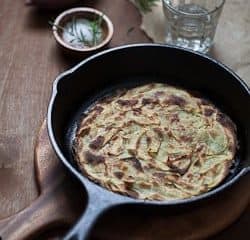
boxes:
[127,26,135,36]
[134,0,159,13]
[89,14,103,46]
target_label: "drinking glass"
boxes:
[162,0,225,53]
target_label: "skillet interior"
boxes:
[50,44,250,198]
[65,79,240,189]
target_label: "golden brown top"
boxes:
[73,83,237,201]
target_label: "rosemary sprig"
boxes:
[89,14,103,46]
[134,0,159,13]
[49,15,103,48]
[49,20,91,47]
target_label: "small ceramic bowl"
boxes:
[52,7,114,55]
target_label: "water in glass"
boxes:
[162,0,224,53]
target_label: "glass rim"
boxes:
[162,0,226,16]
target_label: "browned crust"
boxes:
[216,112,237,134]
[84,151,105,165]
[163,95,187,107]
[89,136,105,150]
[117,99,138,106]
[73,83,238,201]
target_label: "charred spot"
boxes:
[142,98,159,105]
[164,127,169,131]
[154,91,165,97]
[112,135,119,141]
[148,162,155,168]
[204,108,215,117]
[195,144,205,153]
[126,190,139,199]
[216,113,236,132]
[167,131,174,138]
[105,125,113,131]
[114,116,122,121]
[124,180,134,189]
[165,174,179,181]
[139,182,151,189]
[146,136,152,145]
[186,173,193,178]
[168,159,191,175]
[170,113,179,123]
[89,136,105,150]
[128,157,144,172]
[77,127,90,137]
[201,152,206,158]
[153,127,164,138]
[164,95,187,107]
[132,108,142,115]
[84,151,105,165]
[117,99,138,107]
[153,172,166,179]
[92,105,104,114]
[170,166,187,175]
[120,111,127,116]
[152,181,160,187]
[133,108,142,113]
[150,193,164,201]
[84,112,98,125]
[180,135,193,142]
[121,165,128,171]
[194,161,201,167]
[114,171,124,179]
[149,116,156,121]
[127,120,136,125]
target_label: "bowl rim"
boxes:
[52,7,114,52]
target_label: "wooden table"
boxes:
[0,0,249,239]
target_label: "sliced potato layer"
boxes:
[74,83,237,201]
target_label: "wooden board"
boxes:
[0,121,84,240]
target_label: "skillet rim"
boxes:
[47,43,250,206]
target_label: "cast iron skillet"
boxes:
[47,44,250,240]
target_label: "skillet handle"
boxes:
[63,185,128,240]
[64,200,105,240]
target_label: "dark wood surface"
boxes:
[0,0,249,239]
[0,0,149,219]
[0,121,84,240]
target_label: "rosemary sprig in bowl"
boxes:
[50,8,114,55]
[49,14,103,48]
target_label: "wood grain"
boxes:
[0,121,84,240]
[0,0,149,219]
